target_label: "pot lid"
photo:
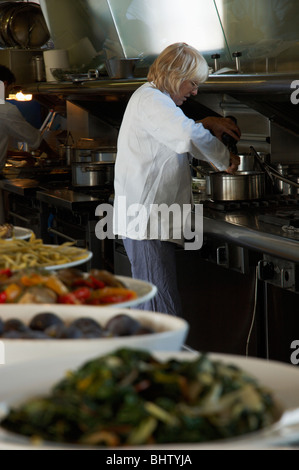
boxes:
[6,3,50,48]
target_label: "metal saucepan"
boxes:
[71,147,117,164]
[72,162,114,187]
[72,148,93,163]
[210,171,266,201]
[93,148,117,162]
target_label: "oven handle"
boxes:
[47,227,85,247]
[8,211,38,224]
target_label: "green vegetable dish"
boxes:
[1,349,280,447]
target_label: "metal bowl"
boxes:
[105,58,139,79]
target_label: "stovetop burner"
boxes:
[203,195,299,212]
[75,185,114,200]
[258,209,299,228]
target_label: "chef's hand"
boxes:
[198,116,241,142]
[226,153,240,174]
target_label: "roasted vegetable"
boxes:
[0,268,137,305]
[1,349,279,447]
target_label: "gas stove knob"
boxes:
[258,260,275,281]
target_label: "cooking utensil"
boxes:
[105,58,139,79]
[238,152,269,172]
[0,2,49,48]
[93,148,117,162]
[72,162,114,187]
[210,171,266,201]
[221,116,239,155]
[71,147,116,164]
[250,146,299,191]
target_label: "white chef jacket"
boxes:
[113,82,230,242]
[0,101,42,171]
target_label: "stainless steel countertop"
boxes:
[193,193,299,263]
[1,177,298,262]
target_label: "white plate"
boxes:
[43,249,93,271]
[0,352,299,449]
[5,227,33,241]
[0,304,188,364]
[109,276,157,308]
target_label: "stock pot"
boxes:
[72,162,114,187]
[210,171,266,201]
[72,147,117,163]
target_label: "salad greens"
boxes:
[1,348,279,446]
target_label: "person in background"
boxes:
[0,65,42,223]
[113,43,240,317]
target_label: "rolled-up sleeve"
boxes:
[6,105,42,149]
[139,88,230,171]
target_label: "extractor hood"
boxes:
[39,0,299,73]
[21,0,298,137]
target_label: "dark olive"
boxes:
[2,330,24,339]
[19,331,51,340]
[105,314,142,337]
[3,319,29,334]
[70,317,103,336]
[134,326,155,335]
[29,312,64,332]
[3,330,50,339]
[44,323,64,338]
[44,324,83,339]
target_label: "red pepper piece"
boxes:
[89,276,106,289]
[72,279,95,289]
[0,291,7,303]
[57,293,80,304]
[72,287,92,301]
[0,269,12,277]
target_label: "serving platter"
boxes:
[0,305,188,365]
[6,226,33,241]
[109,275,157,308]
[43,248,93,270]
[0,352,299,449]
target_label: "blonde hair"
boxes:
[147,42,209,95]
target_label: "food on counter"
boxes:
[0,223,14,239]
[0,348,279,447]
[0,268,137,305]
[0,235,89,270]
[0,312,154,339]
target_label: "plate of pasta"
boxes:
[0,225,33,241]
[0,236,92,271]
[8,227,33,241]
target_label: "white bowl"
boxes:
[0,352,297,449]
[0,304,189,365]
